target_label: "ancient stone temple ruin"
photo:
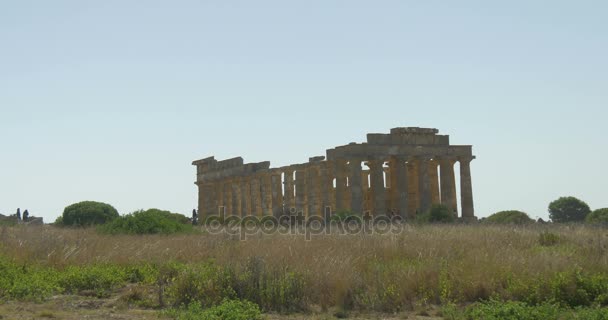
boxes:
[193,127,475,220]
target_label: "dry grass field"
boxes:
[1,224,607,319]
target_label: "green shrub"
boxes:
[60,201,119,227]
[232,257,307,312]
[165,299,262,320]
[484,210,533,225]
[548,197,591,223]
[418,204,455,223]
[166,262,235,308]
[98,209,193,235]
[586,208,608,225]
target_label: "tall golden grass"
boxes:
[1,224,607,310]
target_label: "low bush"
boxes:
[484,210,533,224]
[98,209,193,235]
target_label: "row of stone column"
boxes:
[334,156,474,218]
[198,156,474,219]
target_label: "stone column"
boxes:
[295,169,306,214]
[395,157,409,218]
[429,160,440,205]
[334,160,348,211]
[205,182,216,215]
[283,169,295,212]
[459,156,475,219]
[254,176,264,216]
[417,157,431,214]
[319,163,332,213]
[362,170,370,212]
[231,179,241,217]
[197,182,205,220]
[262,173,272,216]
[223,181,232,215]
[349,159,363,214]
[305,166,316,216]
[241,177,250,217]
[271,172,283,217]
[368,160,386,215]
[406,161,419,215]
[439,157,458,216]
[217,181,224,214]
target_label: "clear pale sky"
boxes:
[1,1,606,222]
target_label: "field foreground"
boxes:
[1,224,607,319]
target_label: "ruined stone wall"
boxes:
[193,127,476,220]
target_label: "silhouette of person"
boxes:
[192,209,198,225]
[23,210,29,221]
[16,208,21,221]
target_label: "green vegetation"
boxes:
[98,209,193,235]
[58,201,119,227]
[484,210,533,224]
[586,208,608,225]
[418,204,455,223]
[443,300,608,320]
[548,196,591,223]
[3,218,608,318]
[164,299,263,320]
[0,256,159,301]
[330,210,362,223]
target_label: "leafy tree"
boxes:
[60,201,119,227]
[484,210,533,225]
[548,197,591,223]
[586,208,608,225]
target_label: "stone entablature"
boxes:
[193,127,475,220]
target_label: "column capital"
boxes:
[458,155,476,164]
[435,155,457,163]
